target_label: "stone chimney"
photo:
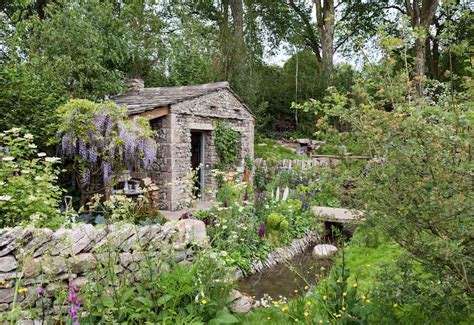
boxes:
[126,78,144,94]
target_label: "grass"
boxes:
[255,139,307,161]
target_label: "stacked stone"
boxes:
[0,219,207,312]
[247,232,320,276]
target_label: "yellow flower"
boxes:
[342,292,347,297]
[393,303,398,308]
[267,317,271,320]
[361,295,367,300]
[200,299,208,305]
[306,301,312,306]
[18,287,28,294]
[304,285,309,290]
[4,283,10,288]
[295,319,299,322]
[352,283,358,288]
[0,280,5,285]
[281,306,289,312]
[336,314,342,318]
[304,311,310,317]
[342,307,346,311]
[336,279,341,283]
[322,295,327,300]
[319,320,323,324]
[366,299,371,304]
[294,289,298,293]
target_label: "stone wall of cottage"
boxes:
[0,220,207,312]
[170,89,254,211]
[150,89,254,211]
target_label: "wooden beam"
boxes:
[131,106,169,120]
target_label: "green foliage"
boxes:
[254,139,305,162]
[0,128,65,228]
[214,121,240,169]
[266,212,286,230]
[81,249,234,324]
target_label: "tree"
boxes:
[404,0,439,95]
[57,99,157,205]
[314,0,335,86]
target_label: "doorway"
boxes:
[191,131,205,199]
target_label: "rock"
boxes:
[229,290,253,314]
[22,256,41,278]
[71,253,96,273]
[0,288,15,303]
[41,256,67,275]
[312,244,338,259]
[71,277,88,289]
[0,256,17,272]
[0,303,9,311]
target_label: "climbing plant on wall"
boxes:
[214,121,240,170]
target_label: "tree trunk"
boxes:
[405,0,438,96]
[315,0,335,88]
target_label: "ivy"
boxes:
[214,121,240,170]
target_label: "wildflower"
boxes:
[4,283,10,288]
[319,320,323,324]
[336,314,342,318]
[0,280,5,285]
[342,292,347,297]
[28,144,37,149]
[37,152,46,157]
[37,287,44,296]
[352,283,358,288]
[295,318,299,322]
[201,299,208,305]
[223,200,228,208]
[267,317,271,320]
[24,134,34,139]
[342,307,346,311]
[304,285,309,290]
[243,191,248,202]
[294,289,298,293]
[366,299,371,304]
[304,311,310,317]
[258,224,266,238]
[322,295,327,300]
[45,157,61,163]
[2,156,14,161]
[306,301,312,306]
[18,287,28,293]
[361,295,367,300]
[281,306,289,312]
[393,303,398,308]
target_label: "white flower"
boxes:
[24,134,34,139]
[28,144,37,149]
[0,195,12,201]
[37,152,46,157]
[45,157,61,163]
[2,156,14,161]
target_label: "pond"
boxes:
[238,247,333,300]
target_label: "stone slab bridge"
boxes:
[312,206,364,238]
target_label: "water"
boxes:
[238,247,333,300]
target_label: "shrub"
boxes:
[266,212,286,230]
[0,128,64,228]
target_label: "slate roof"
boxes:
[111,81,251,116]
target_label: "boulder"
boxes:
[229,290,253,314]
[166,219,208,248]
[312,244,338,259]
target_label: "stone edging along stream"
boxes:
[242,231,321,277]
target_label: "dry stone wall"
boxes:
[0,220,207,312]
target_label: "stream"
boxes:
[237,246,333,300]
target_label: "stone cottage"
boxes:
[112,80,254,211]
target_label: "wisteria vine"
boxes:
[58,100,157,188]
